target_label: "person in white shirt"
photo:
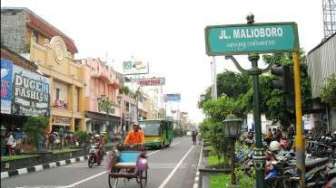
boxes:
[7,132,16,156]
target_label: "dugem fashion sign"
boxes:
[12,65,50,116]
[205,22,299,55]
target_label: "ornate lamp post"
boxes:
[223,114,242,187]
[224,14,272,188]
[117,95,123,137]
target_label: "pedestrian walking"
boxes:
[275,128,282,142]
[265,128,273,145]
[6,132,16,156]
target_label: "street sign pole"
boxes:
[205,14,302,188]
[248,53,265,188]
[293,52,305,188]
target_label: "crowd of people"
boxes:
[1,128,84,156]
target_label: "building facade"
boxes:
[1,45,50,154]
[30,36,85,132]
[80,58,121,134]
[1,8,85,132]
[307,32,336,132]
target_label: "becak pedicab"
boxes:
[106,144,148,188]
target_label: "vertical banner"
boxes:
[1,59,13,114]
[11,65,50,116]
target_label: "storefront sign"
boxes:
[205,22,299,55]
[123,60,149,75]
[53,116,71,125]
[12,65,50,116]
[1,59,13,114]
[138,77,165,86]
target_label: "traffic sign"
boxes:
[205,22,299,55]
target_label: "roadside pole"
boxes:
[293,52,305,188]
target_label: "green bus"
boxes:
[139,119,174,149]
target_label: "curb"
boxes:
[1,155,89,179]
[193,143,204,188]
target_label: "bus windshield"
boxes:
[140,122,160,135]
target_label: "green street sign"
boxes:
[205,22,299,56]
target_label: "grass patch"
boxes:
[208,155,226,166]
[1,154,38,162]
[210,174,231,188]
[210,171,255,188]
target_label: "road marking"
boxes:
[158,146,194,188]
[193,144,204,188]
[63,170,107,188]
[148,149,161,156]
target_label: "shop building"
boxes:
[1,45,50,154]
[1,8,85,132]
[80,58,121,134]
[307,32,336,132]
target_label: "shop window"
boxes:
[77,88,80,112]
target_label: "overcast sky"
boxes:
[2,0,324,123]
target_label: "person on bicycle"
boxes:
[124,123,145,146]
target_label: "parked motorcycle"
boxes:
[88,144,102,168]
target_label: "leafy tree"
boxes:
[199,70,250,109]
[23,116,49,150]
[98,96,114,113]
[216,71,250,99]
[74,131,89,146]
[321,74,336,108]
[119,86,130,95]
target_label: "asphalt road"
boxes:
[1,136,201,188]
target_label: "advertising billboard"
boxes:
[1,59,13,114]
[11,65,50,116]
[138,77,165,86]
[164,94,181,102]
[123,60,149,75]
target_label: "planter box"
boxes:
[1,155,41,172]
[1,144,116,172]
[1,149,84,172]
[198,168,232,188]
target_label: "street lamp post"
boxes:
[224,14,273,188]
[117,95,123,137]
[223,114,242,187]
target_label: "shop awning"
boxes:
[85,111,120,122]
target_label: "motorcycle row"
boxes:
[238,131,336,188]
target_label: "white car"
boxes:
[186,131,192,136]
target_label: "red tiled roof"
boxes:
[25,10,78,54]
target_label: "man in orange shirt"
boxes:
[124,123,145,145]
